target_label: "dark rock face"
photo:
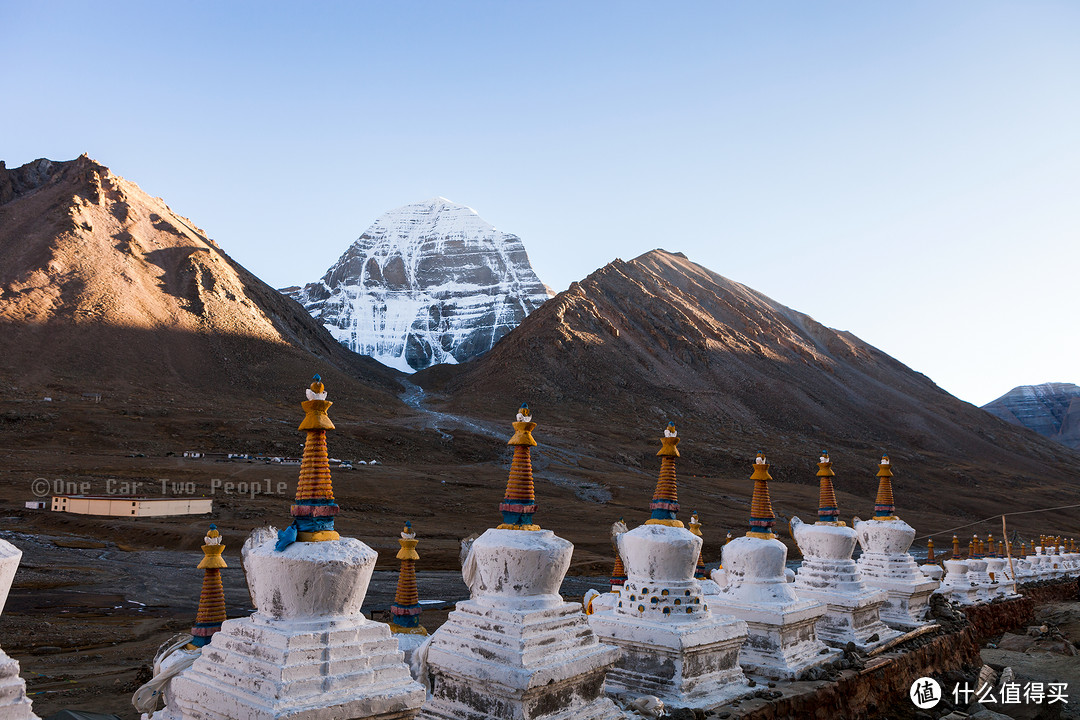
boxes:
[292,197,551,372]
[983,383,1080,450]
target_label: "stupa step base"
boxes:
[587,612,751,707]
[0,651,39,720]
[421,600,623,720]
[172,616,424,720]
[859,580,937,629]
[707,599,838,680]
[793,589,901,651]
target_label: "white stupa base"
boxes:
[794,587,900,651]
[419,600,624,720]
[420,528,623,720]
[171,533,424,720]
[0,540,39,720]
[937,561,981,606]
[712,535,838,679]
[855,555,937,628]
[790,531,901,652]
[963,560,994,604]
[0,649,40,720]
[144,645,200,720]
[171,614,424,720]
[708,596,837,680]
[588,610,751,707]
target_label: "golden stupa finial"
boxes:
[498,404,540,530]
[871,454,896,520]
[389,521,427,635]
[189,524,227,649]
[646,422,683,527]
[816,450,842,525]
[747,451,776,539]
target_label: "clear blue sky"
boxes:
[2,1,1077,406]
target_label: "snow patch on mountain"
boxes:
[292,198,552,372]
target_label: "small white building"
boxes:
[183,451,203,458]
[51,496,212,517]
[24,501,46,510]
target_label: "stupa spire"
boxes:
[189,525,227,648]
[748,451,777,539]
[872,454,896,520]
[689,511,707,579]
[610,518,628,589]
[926,539,935,563]
[952,535,960,559]
[816,451,840,524]
[498,404,540,530]
[646,422,682,527]
[277,375,340,550]
[389,521,427,635]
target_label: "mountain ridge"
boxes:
[415,249,1078,498]
[983,382,1080,450]
[0,154,402,405]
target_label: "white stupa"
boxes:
[171,378,425,720]
[791,452,900,651]
[133,526,229,720]
[937,536,980,606]
[853,455,938,628]
[918,540,944,583]
[709,453,838,680]
[587,424,753,707]
[0,539,40,720]
[983,536,1017,600]
[418,405,625,720]
[963,536,994,604]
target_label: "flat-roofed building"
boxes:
[50,496,212,517]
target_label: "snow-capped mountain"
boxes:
[291,198,552,372]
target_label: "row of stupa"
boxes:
[2,377,1069,720]
[934,532,1080,605]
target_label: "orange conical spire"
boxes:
[872,454,896,520]
[189,525,227,648]
[927,539,935,563]
[689,512,706,579]
[646,422,682,527]
[748,451,777,539]
[389,522,427,635]
[286,376,340,545]
[498,404,540,530]
[610,518,628,590]
[952,535,961,559]
[816,451,840,524]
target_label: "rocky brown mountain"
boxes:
[0,156,401,407]
[416,249,1079,519]
[983,383,1080,450]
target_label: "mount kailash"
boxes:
[289,197,552,372]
